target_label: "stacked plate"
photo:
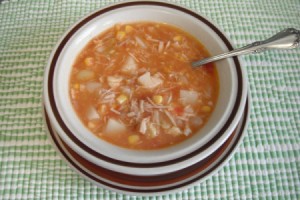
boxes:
[43,1,250,196]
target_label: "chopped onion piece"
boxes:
[87,106,100,120]
[190,116,203,127]
[105,119,126,133]
[96,46,105,53]
[167,126,182,136]
[85,82,101,93]
[107,76,123,88]
[77,70,95,81]
[180,90,199,105]
[122,56,137,73]
[138,72,163,89]
[183,124,192,136]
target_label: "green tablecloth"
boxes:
[0,0,299,199]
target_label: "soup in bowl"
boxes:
[43,1,247,173]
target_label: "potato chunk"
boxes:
[138,72,163,89]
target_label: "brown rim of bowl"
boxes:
[44,99,248,193]
[47,1,244,168]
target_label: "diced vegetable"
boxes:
[138,72,163,89]
[173,35,182,42]
[167,126,182,136]
[201,105,211,112]
[116,94,128,104]
[107,76,123,88]
[173,106,184,116]
[116,31,126,40]
[190,116,203,127]
[87,106,100,120]
[73,83,80,90]
[96,46,105,53]
[180,90,199,105]
[128,134,140,145]
[183,124,192,136]
[105,118,126,133]
[125,25,134,33]
[84,57,94,66]
[85,82,101,93]
[122,56,137,73]
[76,70,95,81]
[152,95,163,104]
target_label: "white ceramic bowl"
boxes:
[43,1,247,175]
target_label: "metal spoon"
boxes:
[192,28,300,67]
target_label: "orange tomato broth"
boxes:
[69,22,219,150]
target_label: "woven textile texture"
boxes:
[0,0,299,199]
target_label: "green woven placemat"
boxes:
[0,0,299,199]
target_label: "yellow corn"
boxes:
[152,95,163,104]
[116,94,128,104]
[173,35,182,42]
[84,57,94,66]
[128,135,140,145]
[116,31,126,41]
[73,83,80,90]
[125,25,134,33]
[201,105,211,113]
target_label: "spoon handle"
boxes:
[192,28,300,67]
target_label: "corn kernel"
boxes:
[128,135,140,145]
[116,94,128,104]
[125,25,134,33]
[201,105,211,113]
[73,83,80,90]
[84,57,94,66]
[88,121,96,129]
[152,95,163,104]
[173,35,182,42]
[116,31,126,41]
